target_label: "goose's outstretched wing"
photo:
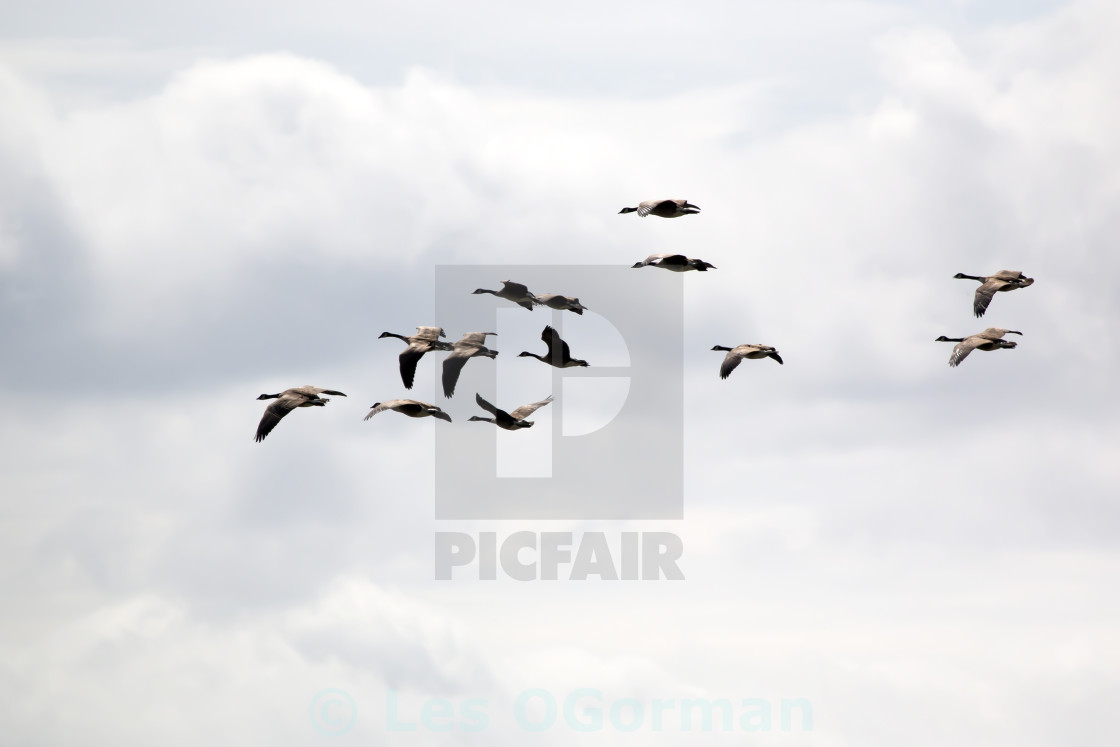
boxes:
[442,353,471,398]
[510,395,554,421]
[256,395,323,442]
[973,279,1003,317]
[542,326,572,363]
[637,199,672,217]
[949,338,982,367]
[474,393,502,417]
[719,351,743,380]
[457,331,496,346]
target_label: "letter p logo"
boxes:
[433,265,683,520]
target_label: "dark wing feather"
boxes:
[255,397,298,442]
[542,326,571,364]
[442,353,470,398]
[720,352,743,380]
[474,393,501,416]
[399,344,427,389]
[973,280,1001,318]
[658,254,690,267]
[501,280,533,298]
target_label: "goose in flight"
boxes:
[618,199,701,218]
[468,392,554,430]
[534,294,588,315]
[954,270,1034,317]
[711,344,784,379]
[632,253,716,272]
[518,325,589,368]
[472,281,540,310]
[363,399,452,422]
[443,331,499,398]
[379,326,453,389]
[936,328,1022,367]
[254,385,347,442]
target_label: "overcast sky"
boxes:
[2,0,1118,744]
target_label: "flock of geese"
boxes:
[253,198,1036,442]
[936,270,1035,367]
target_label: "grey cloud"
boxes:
[2,3,1118,745]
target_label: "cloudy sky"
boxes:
[2,0,1118,744]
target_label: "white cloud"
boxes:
[1,1,1118,745]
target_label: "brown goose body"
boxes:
[954,271,1034,317]
[379,326,453,389]
[443,332,499,398]
[711,344,783,379]
[468,393,554,430]
[518,326,589,368]
[936,328,1022,367]
[618,199,701,218]
[254,385,347,442]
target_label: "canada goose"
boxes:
[711,344,784,379]
[935,328,1022,367]
[363,399,452,422]
[954,271,1035,317]
[518,325,589,368]
[254,385,347,442]
[379,326,453,389]
[472,281,540,311]
[618,199,701,218]
[443,331,499,398]
[534,294,588,315]
[631,253,717,272]
[468,392,554,430]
